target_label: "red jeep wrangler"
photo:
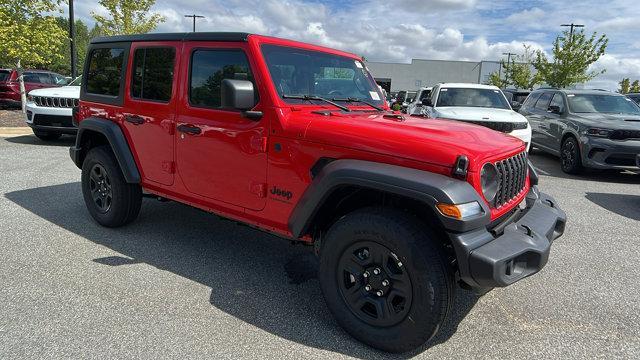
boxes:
[70,33,566,352]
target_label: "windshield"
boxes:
[436,88,510,109]
[567,94,640,114]
[68,75,82,86]
[0,70,9,82]
[261,44,384,106]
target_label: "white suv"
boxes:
[25,76,81,141]
[419,83,531,150]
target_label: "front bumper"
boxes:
[24,102,77,134]
[581,136,640,170]
[449,186,566,288]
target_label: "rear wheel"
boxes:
[318,207,454,353]
[560,137,583,174]
[81,146,142,227]
[33,130,62,141]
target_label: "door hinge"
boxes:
[162,161,175,174]
[250,182,267,198]
[250,136,268,153]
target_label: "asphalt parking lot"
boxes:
[1,134,639,359]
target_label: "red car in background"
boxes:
[0,69,69,108]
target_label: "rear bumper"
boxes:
[0,98,21,107]
[449,186,566,289]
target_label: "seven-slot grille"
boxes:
[610,129,640,140]
[493,152,528,208]
[464,121,528,133]
[33,96,79,108]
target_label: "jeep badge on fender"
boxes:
[270,186,293,201]
[69,32,566,353]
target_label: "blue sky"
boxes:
[68,0,640,90]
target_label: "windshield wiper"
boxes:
[282,94,350,112]
[332,97,384,111]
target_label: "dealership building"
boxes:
[366,58,504,93]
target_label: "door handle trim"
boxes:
[125,115,144,125]
[177,124,202,135]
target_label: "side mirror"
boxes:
[421,98,433,107]
[511,101,521,110]
[221,79,262,120]
[548,105,561,114]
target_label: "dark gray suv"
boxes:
[520,89,640,174]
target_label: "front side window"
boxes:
[131,47,175,102]
[86,48,125,96]
[261,44,384,105]
[436,88,510,109]
[567,94,640,115]
[189,49,254,109]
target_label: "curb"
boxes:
[0,127,32,137]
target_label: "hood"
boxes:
[28,85,80,98]
[288,110,525,171]
[573,112,640,130]
[434,107,528,123]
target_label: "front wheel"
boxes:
[560,137,583,174]
[81,146,142,227]
[318,207,454,353]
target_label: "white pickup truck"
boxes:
[418,83,531,150]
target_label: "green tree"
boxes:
[0,0,68,68]
[630,80,640,93]
[51,17,91,75]
[92,0,165,36]
[487,68,509,88]
[505,45,542,90]
[533,29,608,88]
[619,78,631,94]
[0,0,68,111]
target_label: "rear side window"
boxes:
[131,47,175,102]
[189,49,254,109]
[86,48,125,96]
[522,92,541,110]
[549,93,565,113]
[534,92,553,110]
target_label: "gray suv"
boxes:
[520,89,640,174]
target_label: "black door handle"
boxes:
[177,124,202,135]
[125,115,144,125]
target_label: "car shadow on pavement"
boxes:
[529,150,640,184]
[4,135,76,147]
[5,182,479,359]
[584,192,640,221]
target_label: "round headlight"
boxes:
[481,163,499,203]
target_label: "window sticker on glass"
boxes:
[369,91,380,100]
[567,94,575,97]
[441,88,448,91]
[355,61,363,68]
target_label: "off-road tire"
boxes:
[33,130,62,141]
[81,145,142,227]
[560,136,583,174]
[318,207,454,353]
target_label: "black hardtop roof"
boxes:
[90,32,250,44]
[533,88,622,96]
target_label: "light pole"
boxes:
[561,23,584,42]
[184,14,205,32]
[69,0,76,78]
[502,52,516,88]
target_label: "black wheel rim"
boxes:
[561,140,577,170]
[337,241,412,327]
[89,164,112,213]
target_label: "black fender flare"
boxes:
[288,159,491,238]
[69,117,141,183]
